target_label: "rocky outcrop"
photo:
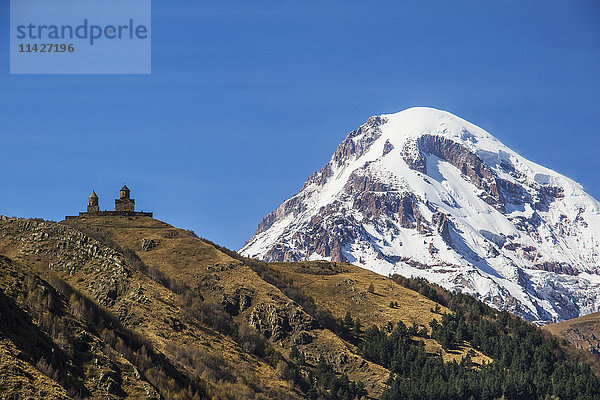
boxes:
[0,219,131,307]
[332,116,385,167]
[533,262,580,276]
[432,212,452,245]
[221,288,253,316]
[141,238,159,251]
[249,302,313,342]
[254,195,308,236]
[382,139,394,156]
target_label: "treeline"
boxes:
[353,275,600,400]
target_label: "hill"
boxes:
[544,312,600,372]
[0,215,598,399]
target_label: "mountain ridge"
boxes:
[241,107,600,324]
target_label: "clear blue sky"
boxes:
[1,1,599,249]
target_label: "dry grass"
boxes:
[267,261,447,328]
[265,261,490,364]
[1,217,304,399]
[543,311,600,376]
[0,216,494,399]
[0,339,71,400]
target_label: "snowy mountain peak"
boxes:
[241,108,600,324]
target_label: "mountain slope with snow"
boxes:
[241,107,600,323]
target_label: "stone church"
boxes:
[66,185,153,219]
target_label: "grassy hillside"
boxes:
[261,261,490,365]
[0,215,598,399]
[0,254,160,399]
[543,311,600,374]
[62,216,388,396]
[544,311,600,354]
[1,217,303,399]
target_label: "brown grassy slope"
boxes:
[543,312,600,374]
[0,217,302,399]
[0,255,158,400]
[0,338,71,400]
[263,261,490,365]
[268,261,444,327]
[63,216,391,397]
[0,215,493,399]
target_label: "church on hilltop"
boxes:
[66,185,153,219]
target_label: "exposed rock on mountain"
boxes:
[241,107,600,324]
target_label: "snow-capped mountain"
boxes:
[241,107,600,324]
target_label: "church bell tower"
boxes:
[87,191,99,213]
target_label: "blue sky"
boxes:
[0,1,599,249]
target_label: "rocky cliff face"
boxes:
[241,107,600,324]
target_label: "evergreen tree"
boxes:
[357,275,600,400]
[343,311,353,329]
[353,317,362,335]
[289,344,299,361]
[298,351,305,366]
